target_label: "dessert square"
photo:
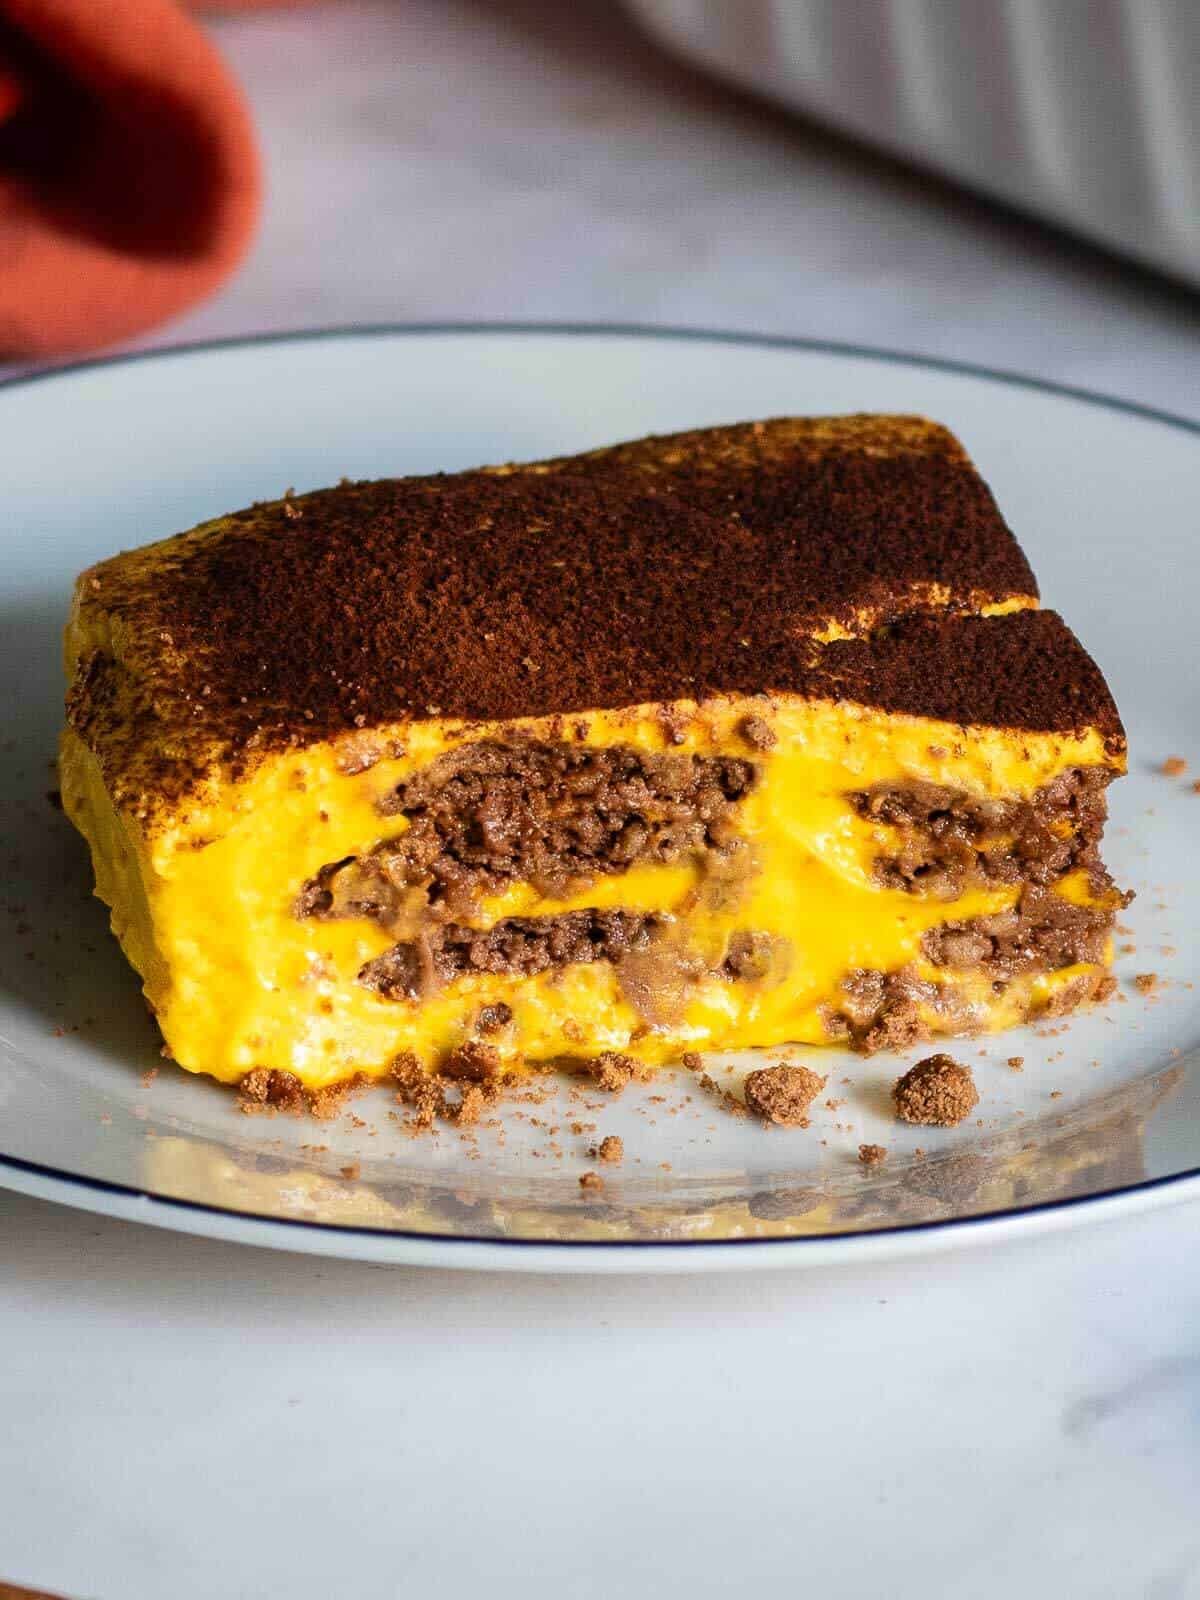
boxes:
[60,416,1127,1101]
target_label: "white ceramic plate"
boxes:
[3,325,1198,1272]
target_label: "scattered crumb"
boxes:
[739,714,776,751]
[1192,780,1200,795]
[1161,756,1188,776]
[579,1170,604,1191]
[893,1054,979,1127]
[1134,973,1159,994]
[858,1143,888,1167]
[593,1135,624,1165]
[442,1040,503,1082]
[697,1072,748,1119]
[743,1063,825,1127]
[340,1163,361,1180]
[1007,1056,1025,1071]
[584,1051,648,1093]
[1049,1091,1063,1101]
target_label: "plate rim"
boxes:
[6,317,1198,1264]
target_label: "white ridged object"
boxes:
[626,0,1200,281]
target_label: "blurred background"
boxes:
[3,0,1200,413]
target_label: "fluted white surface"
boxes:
[629,0,1200,282]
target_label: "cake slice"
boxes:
[60,416,1127,1100]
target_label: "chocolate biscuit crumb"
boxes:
[585,1052,643,1093]
[442,1040,503,1082]
[594,1135,624,1165]
[739,714,777,751]
[744,1063,826,1126]
[579,1170,604,1191]
[695,1071,749,1119]
[238,1068,306,1113]
[858,1143,888,1166]
[1007,1055,1025,1071]
[893,1054,979,1127]
[1161,756,1187,776]
[1134,972,1159,994]
[476,1001,513,1036]
[390,1051,442,1128]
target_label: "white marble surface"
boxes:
[4,3,1200,1596]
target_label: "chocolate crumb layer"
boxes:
[852,767,1119,900]
[894,1054,979,1126]
[828,966,939,1053]
[920,886,1113,978]
[744,1063,826,1126]
[300,741,755,921]
[358,909,665,999]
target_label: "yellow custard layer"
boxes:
[60,694,1120,1090]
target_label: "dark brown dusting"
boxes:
[75,418,1133,783]
[921,886,1113,977]
[358,910,664,1000]
[299,741,755,922]
[852,767,1121,899]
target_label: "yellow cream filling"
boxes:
[60,695,1119,1089]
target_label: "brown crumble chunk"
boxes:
[744,1063,826,1127]
[238,1068,306,1114]
[579,1170,604,1191]
[893,1054,980,1127]
[441,1039,503,1082]
[594,1135,624,1165]
[739,714,777,751]
[858,1143,888,1167]
[1161,756,1188,776]
[1134,973,1159,994]
[476,1001,513,1036]
[1007,1056,1025,1071]
[340,1163,361,1180]
[585,1052,645,1093]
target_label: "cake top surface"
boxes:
[67,415,1122,796]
